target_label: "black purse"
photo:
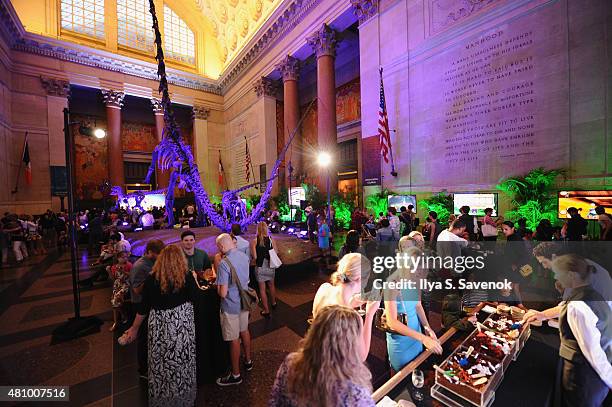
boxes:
[374,308,408,334]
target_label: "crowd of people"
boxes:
[7,197,610,406]
[0,210,68,265]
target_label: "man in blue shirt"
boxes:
[215,233,252,386]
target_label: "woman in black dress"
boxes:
[122,245,199,406]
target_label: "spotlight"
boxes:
[134,227,143,231]
[93,128,106,139]
[79,125,106,139]
[122,222,129,226]
[317,151,331,168]
[280,225,287,232]
[287,227,295,234]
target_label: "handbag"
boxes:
[374,308,408,334]
[268,240,282,269]
[225,258,260,312]
[481,223,498,237]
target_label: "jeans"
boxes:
[12,240,28,262]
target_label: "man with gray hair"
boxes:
[215,233,252,386]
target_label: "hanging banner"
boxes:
[362,136,382,186]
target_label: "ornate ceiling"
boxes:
[194,0,283,67]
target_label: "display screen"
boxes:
[453,193,497,216]
[119,193,166,211]
[289,187,306,207]
[387,195,417,213]
[558,191,612,219]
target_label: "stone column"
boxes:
[151,98,170,189]
[192,105,210,192]
[253,77,280,195]
[308,23,338,193]
[101,89,125,188]
[276,55,301,189]
[41,76,70,211]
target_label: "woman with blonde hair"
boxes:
[312,253,379,361]
[269,305,375,406]
[122,245,199,407]
[250,221,278,317]
[384,246,441,372]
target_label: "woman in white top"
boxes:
[312,253,379,361]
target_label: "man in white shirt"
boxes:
[436,219,468,262]
[526,254,611,407]
[114,232,132,255]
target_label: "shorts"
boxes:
[220,310,249,341]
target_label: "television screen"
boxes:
[558,191,612,219]
[453,193,498,216]
[289,187,305,207]
[387,195,417,213]
[119,193,166,211]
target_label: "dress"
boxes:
[140,274,198,407]
[386,289,423,371]
[110,262,132,308]
[255,237,275,283]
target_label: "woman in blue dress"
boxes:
[384,246,442,371]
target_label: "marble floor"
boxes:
[0,231,405,407]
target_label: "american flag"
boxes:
[378,67,392,163]
[218,151,224,189]
[244,136,252,183]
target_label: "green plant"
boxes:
[332,191,356,230]
[496,167,564,230]
[246,194,261,211]
[272,187,289,218]
[365,188,396,216]
[419,191,454,227]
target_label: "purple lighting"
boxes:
[141,0,315,232]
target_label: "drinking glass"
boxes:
[411,369,425,402]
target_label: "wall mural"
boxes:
[121,122,157,152]
[336,78,361,125]
[300,77,361,152]
[72,115,109,200]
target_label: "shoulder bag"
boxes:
[268,238,283,269]
[224,258,260,312]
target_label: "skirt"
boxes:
[148,302,197,407]
[256,258,276,283]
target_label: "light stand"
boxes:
[52,108,103,342]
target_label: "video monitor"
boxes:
[453,193,498,216]
[119,193,166,211]
[387,195,417,213]
[558,190,612,219]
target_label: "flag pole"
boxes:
[11,132,28,194]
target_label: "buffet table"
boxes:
[373,306,560,407]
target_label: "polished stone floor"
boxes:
[0,230,415,407]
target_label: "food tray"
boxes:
[434,345,504,407]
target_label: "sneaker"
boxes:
[216,373,242,386]
[244,360,254,372]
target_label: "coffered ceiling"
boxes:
[193,0,283,66]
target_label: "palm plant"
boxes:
[496,167,564,230]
